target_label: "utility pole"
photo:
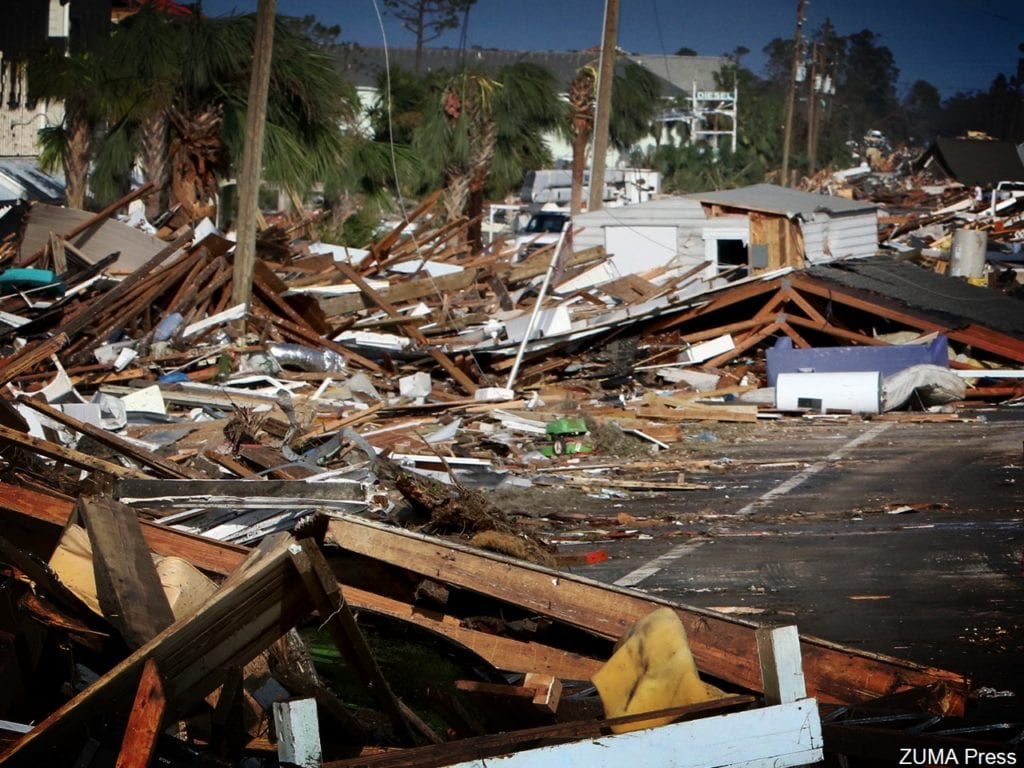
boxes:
[587,0,619,213]
[230,0,276,333]
[806,41,819,175]
[780,0,806,187]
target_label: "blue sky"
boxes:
[200,0,1024,98]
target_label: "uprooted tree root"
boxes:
[376,455,556,566]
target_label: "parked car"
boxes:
[513,211,571,260]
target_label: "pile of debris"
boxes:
[0,178,1020,765]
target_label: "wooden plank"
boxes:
[334,261,477,394]
[756,625,806,706]
[441,699,821,768]
[18,397,206,480]
[114,659,165,768]
[79,496,176,649]
[0,482,247,577]
[0,333,68,387]
[0,422,150,479]
[342,584,604,680]
[320,268,479,315]
[288,539,432,746]
[322,698,756,768]
[0,534,310,766]
[323,516,970,713]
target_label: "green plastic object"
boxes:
[0,268,65,296]
[541,417,593,457]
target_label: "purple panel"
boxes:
[766,336,948,386]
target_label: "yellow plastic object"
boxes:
[48,526,218,621]
[592,607,721,733]
[48,524,102,615]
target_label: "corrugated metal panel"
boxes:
[820,212,879,263]
[694,183,877,217]
[802,217,827,262]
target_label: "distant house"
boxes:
[572,183,879,282]
[333,45,731,166]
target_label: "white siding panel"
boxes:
[825,211,880,261]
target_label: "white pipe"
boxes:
[505,223,569,392]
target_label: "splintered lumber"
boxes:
[78,496,176,649]
[320,268,479,315]
[0,482,247,576]
[0,422,151,479]
[0,334,69,387]
[114,659,165,768]
[288,539,435,746]
[0,533,310,766]
[324,516,970,714]
[334,261,477,394]
[58,225,193,340]
[18,396,206,480]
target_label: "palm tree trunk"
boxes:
[570,132,590,216]
[63,109,91,210]
[140,110,170,220]
[568,71,595,216]
[443,172,469,225]
[465,117,496,254]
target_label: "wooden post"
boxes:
[230,0,277,333]
[780,0,806,186]
[287,539,439,746]
[756,625,807,705]
[114,659,166,768]
[587,0,619,213]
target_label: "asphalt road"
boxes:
[534,407,1024,717]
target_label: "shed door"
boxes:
[604,226,677,275]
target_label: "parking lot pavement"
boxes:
[570,410,1024,713]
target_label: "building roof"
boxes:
[0,158,65,206]
[805,256,1024,337]
[334,44,726,97]
[914,137,1024,187]
[692,183,877,219]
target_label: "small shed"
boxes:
[572,183,879,283]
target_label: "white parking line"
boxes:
[614,422,893,588]
[736,422,892,516]
[614,539,708,587]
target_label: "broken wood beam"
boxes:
[79,495,176,649]
[0,482,247,577]
[0,333,68,387]
[114,659,166,768]
[334,260,477,394]
[0,533,310,766]
[323,516,970,714]
[18,396,206,480]
[0,422,151,479]
[288,538,437,746]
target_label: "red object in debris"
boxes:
[584,549,609,565]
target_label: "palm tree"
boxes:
[413,62,563,251]
[30,49,116,209]
[55,6,360,222]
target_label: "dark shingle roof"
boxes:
[914,138,1024,187]
[805,256,1024,337]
